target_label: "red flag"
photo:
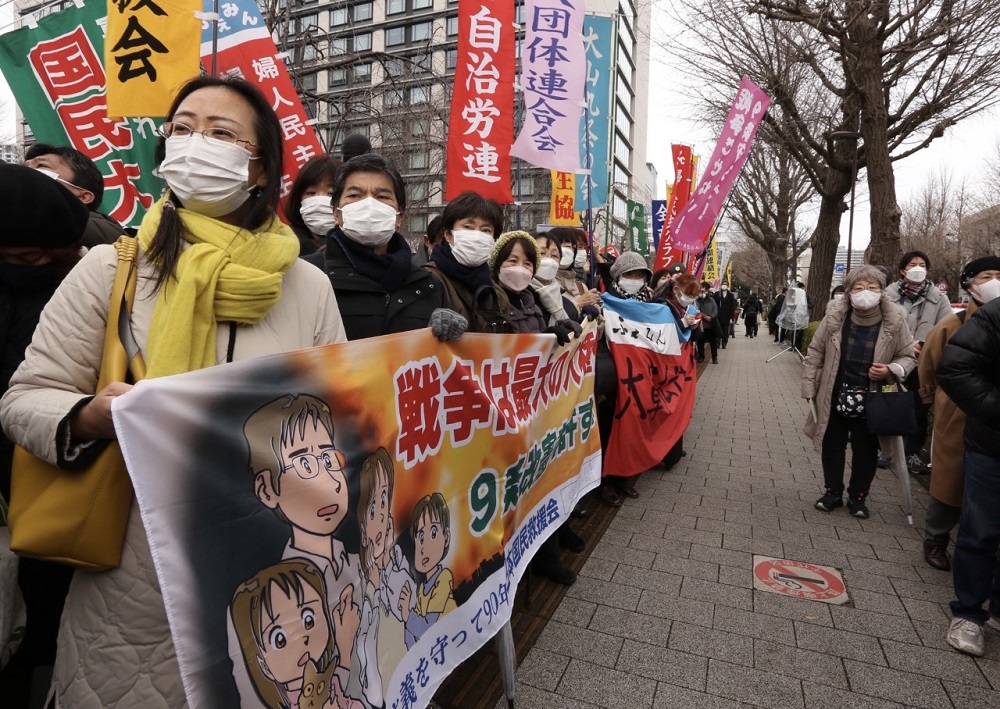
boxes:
[445,1,516,202]
[601,295,698,477]
[654,144,693,271]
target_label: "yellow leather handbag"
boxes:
[8,236,146,571]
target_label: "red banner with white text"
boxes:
[654,144,693,271]
[445,0,516,202]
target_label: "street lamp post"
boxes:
[829,130,862,273]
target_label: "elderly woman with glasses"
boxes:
[801,265,916,518]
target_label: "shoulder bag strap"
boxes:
[97,236,146,389]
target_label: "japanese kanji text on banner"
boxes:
[0,2,161,227]
[510,0,586,172]
[601,295,697,478]
[669,78,771,253]
[549,171,578,225]
[105,0,201,117]
[201,0,325,206]
[113,327,601,709]
[653,144,693,271]
[573,14,614,211]
[445,0,516,202]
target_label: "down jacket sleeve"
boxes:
[801,315,831,399]
[937,298,1000,427]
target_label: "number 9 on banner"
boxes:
[469,469,498,537]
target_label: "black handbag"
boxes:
[866,383,918,436]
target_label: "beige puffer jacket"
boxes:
[0,243,347,707]
[801,297,916,451]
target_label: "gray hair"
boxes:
[843,264,886,291]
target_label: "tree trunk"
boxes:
[806,169,851,319]
[854,13,901,270]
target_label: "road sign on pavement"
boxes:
[752,556,849,605]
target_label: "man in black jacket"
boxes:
[937,295,1000,657]
[713,281,737,348]
[306,154,463,341]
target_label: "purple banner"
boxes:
[670,77,770,253]
[510,0,585,172]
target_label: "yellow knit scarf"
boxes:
[137,196,299,378]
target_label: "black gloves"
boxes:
[546,319,583,345]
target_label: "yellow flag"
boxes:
[105,0,201,117]
[704,234,719,285]
[549,171,579,225]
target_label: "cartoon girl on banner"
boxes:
[230,558,362,709]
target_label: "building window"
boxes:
[386,58,405,78]
[445,48,457,69]
[411,118,430,137]
[411,21,432,42]
[408,213,428,233]
[301,43,317,61]
[354,62,371,81]
[329,67,347,86]
[410,181,428,200]
[446,15,458,36]
[387,0,405,15]
[330,7,348,26]
[354,32,372,51]
[299,73,317,91]
[410,150,429,170]
[518,176,534,197]
[354,2,373,21]
[329,37,347,55]
[413,0,433,9]
[385,89,404,108]
[386,26,406,46]
[409,85,430,104]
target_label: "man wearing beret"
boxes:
[0,163,91,706]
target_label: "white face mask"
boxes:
[450,229,494,267]
[498,265,534,292]
[299,195,336,236]
[905,265,927,283]
[337,196,398,247]
[618,278,645,295]
[972,279,1000,304]
[536,256,560,282]
[559,246,574,268]
[156,135,254,218]
[851,290,881,310]
[678,293,696,306]
[574,250,588,269]
[721,285,728,291]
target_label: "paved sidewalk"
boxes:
[496,333,1000,708]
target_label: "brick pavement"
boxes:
[495,333,1000,708]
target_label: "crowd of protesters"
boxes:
[1,74,999,709]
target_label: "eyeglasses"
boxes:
[850,285,882,293]
[281,450,344,480]
[157,121,259,150]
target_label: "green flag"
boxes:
[625,200,647,256]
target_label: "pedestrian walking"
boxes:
[714,282,737,349]
[696,282,720,364]
[742,292,762,338]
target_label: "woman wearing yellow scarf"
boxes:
[0,76,346,707]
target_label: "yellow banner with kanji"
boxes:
[704,233,720,285]
[105,0,201,117]
[550,170,579,225]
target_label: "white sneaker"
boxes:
[947,618,985,656]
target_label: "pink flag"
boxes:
[509,0,585,172]
[670,77,770,253]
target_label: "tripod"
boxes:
[767,323,804,363]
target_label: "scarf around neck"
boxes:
[428,240,494,301]
[331,228,413,294]
[900,277,930,303]
[137,196,298,378]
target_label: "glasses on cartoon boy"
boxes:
[281,450,346,480]
[156,121,259,150]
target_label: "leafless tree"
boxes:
[729,235,777,298]
[751,0,1000,271]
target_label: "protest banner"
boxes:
[625,200,647,257]
[200,0,324,205]
[105,0,201,117]
[573,14,614,211]
[114,326,601,709]
[0,2,161,227]
[651,199,666,252]
[600,295,697,477]
[653,144,693,271]
[549,171,578,225]
[669,78,770,253]
[510,0,586,172]
[445,0,516,202]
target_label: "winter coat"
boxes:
[936,297,1000,460]
[918,301,978,507]
[714,290,737,322]
[81,211,126,249]
[422,260,511,333]
[499,287,547,334]
[308,233,446,340]
[884,280,953,344]
[0,244,346,708]
[801,297,916,452]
